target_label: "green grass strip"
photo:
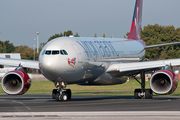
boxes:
[0,80,180,96]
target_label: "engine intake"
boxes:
[150,70,178,95]
[1,70,31,95]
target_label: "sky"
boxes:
[0,0,180,48]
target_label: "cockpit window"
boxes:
[60,50,68,55]
[45,50,51,55]
[52,50,59,55]
[41,50,45,55]
[60,50,64,55]
[63,50,68,55]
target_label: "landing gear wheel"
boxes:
[55,92,68,101]
[52,89,58,99]
[56,92,60,101]
[145,89,153,99]
[54,82,71,101]
[65,89,71,99]
[60,93,68,101]
[134,89,141,99]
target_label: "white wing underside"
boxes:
[0,58,39,69]
[106,59,180,74]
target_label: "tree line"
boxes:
[1,24,180,60]
[0,40,39,60]
[125,24,180,60]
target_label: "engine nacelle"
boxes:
[150,70,178,95]
[1,70,31,95]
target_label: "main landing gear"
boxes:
[133,71,153,99]
[52,82,71,101]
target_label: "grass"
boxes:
[0,80,180,96]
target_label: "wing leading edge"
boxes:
[106,59,180,76]
[0,57,39,69]
[145,42,180,49]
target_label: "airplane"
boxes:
[1,0,180,101]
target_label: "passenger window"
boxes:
[52,50,59,55]
[63,50,68,55]
[45,50,51,55]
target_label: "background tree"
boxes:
[63,30,73,36]
[46,30,80,44]
[4,40,15,53]
[102,33,105,38]
[74,32,80,37]
[13,45,36,60]
[94,33,97,37]
[124,24,180,60]
[0,40,6,53]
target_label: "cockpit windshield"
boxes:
[60,50,64,55]
[63,50,68,55]
[52,50,59,55]
[60,50,68,55]
[44,50,68,55]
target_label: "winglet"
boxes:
[128,0,143,40]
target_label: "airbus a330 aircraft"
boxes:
[1,0,180,101]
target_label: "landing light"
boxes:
[61,82,65,86]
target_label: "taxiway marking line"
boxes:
[12,100,31,110]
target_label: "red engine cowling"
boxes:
[150,70,178,95]
[1,70,31,95]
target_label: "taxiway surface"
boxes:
[0,94,180,112]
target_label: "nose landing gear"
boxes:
[52,82,71,101]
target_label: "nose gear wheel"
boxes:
[52,82,71,101]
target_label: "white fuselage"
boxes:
[39,37,145,84]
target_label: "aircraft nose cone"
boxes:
[46,61,52,67]
[40,57,57,80]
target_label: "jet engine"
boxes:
[1,70,31,95]
[150,70,178,95]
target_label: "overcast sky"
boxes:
[0,0,180,48]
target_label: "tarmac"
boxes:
[1,74,180,119]
[0,94,180,119]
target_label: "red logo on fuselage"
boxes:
[67,57,76,67]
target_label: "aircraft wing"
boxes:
[0,57,39,69]
[145,42,180,49]
[106,59,180,76]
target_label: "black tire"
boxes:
[60,93,68,101]
[52,89,58,99]
[55,92,60,101]
[134,89,141,99]
[145,89,153,99]
[65,89,71,99]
